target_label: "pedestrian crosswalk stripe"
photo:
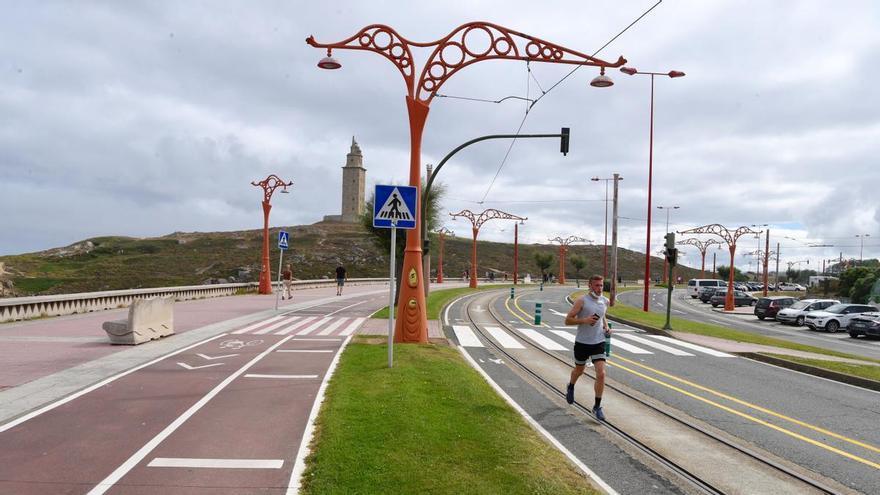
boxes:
[452,325,484,347]
[649,335,733,357]
[253,316,300,335]
[339,317,366,336]
[275,317,315,335]
[485,326,525,349]
[297,317,333,336]
[610,339,653,355]
[549,330,575,343]
[316,317,348,336]
[231,315,284,335]
[516,328,567,351]
[617,334,694,356]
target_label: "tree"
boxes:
[849,269,879,304]
[717,265,748,282]
[838,267,874,299]
[533,252,554,281]
[570,255,586,282]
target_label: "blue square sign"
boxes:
[373,185,417,229]
[278,231,289,250]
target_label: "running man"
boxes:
[335,265,347,296]
[564,274,611,420]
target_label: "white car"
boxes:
[777,282,806,291]
[775,299,839,326]
[804,303,878,333]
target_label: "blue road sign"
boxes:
[278,231,289,250]
[373,185,417,229]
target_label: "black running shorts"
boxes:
[573,342,606,366]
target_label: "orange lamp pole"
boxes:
[435,227,453,284]
[251,175,293,295]
[450,209,526,288]
[679,224,761,311]
[677,237,721,279]
[308,23,625,343]
[549,236,590,284]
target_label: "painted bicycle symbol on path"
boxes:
[219,339,263,350]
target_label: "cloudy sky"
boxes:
[2,1,879,272]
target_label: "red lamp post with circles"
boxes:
[679,224,761,311]
[435,227,453,284]
[251,175,293,295]
[450,208,527,289]
[308,23,625,343]
[549,236,591,284]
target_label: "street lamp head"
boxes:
[280,189,290,194]
[317,49,341,70]
[591,176,600,182]
[620,66,638,75]
[668,70,686,78]
[590,67,614,88]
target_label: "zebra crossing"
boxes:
[451,324,734,358]
[230,315,366,337]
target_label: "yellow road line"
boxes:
[504,294,535,326]
[510,291,554,328]
[608,359,880,469]
[613,354,880,456]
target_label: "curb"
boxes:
[564,293,673,338]
[738,352,880,393]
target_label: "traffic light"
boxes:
[664,232,675,250]
[560,127,570,156]
[664,232,677,266]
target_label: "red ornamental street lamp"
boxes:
[677,237,721,279]
[435,227,453,284]
[679,224,761,311]
[308,23,625,343]
[251,175,293,295]
[619,66,685,312]
[549,236,590,284]
[450,208,527,288]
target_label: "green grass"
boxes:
[371,284,513,320]
[301,343,599,495]
[762,354,880,382]
[13,277,64,293]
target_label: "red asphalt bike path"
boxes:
[0,286,389,494]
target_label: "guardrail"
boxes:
[0,278,389,323]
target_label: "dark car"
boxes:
[699,286,724,303]
[710,289,758,307]
[848,312,880,338]
[754,296,796,320]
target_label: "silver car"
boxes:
[775,299,839,326]
[805,304,879,333]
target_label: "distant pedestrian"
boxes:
[281,264,293,300]
[564,274,611,420]
[335,265,347,296]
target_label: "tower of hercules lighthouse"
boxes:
[340,136,366,223]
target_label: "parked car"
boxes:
[847,312,880,338]
[777,282,806,291]
[699,286,725,303]
[754,296,797,320]
[804,304,879,333]
[710,289,758,307]
[775,299,839,326]
[687,278,727,298]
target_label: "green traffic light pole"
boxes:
[421,128,570,290]
[663,232,677,330]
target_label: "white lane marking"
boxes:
[177,362,224,370]
[296,317,333,336]
[244,374,319,379]
[316,317,348,336]
[87,335,296,495]
[515,328,567,351]
[288,335,352,494]
[196,353,238,360]
[254,316,301,335]
[276,350,334,353]
[609,339,653,355]
[294,338,341,342]
[456,347,619,495]
[231,316,283,335]
[339,317,366,336]
[548,308,568,316]
[617,334,695,356]
[649,336,734,357]
[549,330,575,342]
[275,317,316,336]
[0,333,228,434]
[452,325,484,347]
[325,300,366,316]
[484,326,525,349]
[148,458,282,469]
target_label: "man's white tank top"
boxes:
[576,293,609,345]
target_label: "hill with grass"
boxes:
[0,222,702,297]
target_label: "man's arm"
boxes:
[565,298,585,326]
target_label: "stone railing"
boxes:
[0,278,389,323]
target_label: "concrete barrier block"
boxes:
[102,296,174,345]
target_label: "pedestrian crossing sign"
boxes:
[373,185,417,229]
[278,231,289,250]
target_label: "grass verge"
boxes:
[761,354,880,382]
[371,284,513,320]
[301,343,599,495]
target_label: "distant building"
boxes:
[323,137,367,223]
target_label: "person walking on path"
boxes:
[564,274,611,420]
[281,264,293,300]
[335,265,347,296]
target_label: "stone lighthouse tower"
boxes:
[340,136,366,222]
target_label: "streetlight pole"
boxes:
[856,234,871,262]
[657,205,679,284]
[251,175,293,295]
[620,66,686,312]
[514,220,525,284]
[549,236,591,285]
[679,224,761,311]
[435,227,453,284]
[610,173,621,305]
[450,209,527,288]
[308,23,626,343]
[592,175,623,280]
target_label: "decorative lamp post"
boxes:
[679,224,761,311]
[591,175,623,280]
[619,66,685,311]
[435,227,453,284]
[549,236,590,284]
[657,205,679,284]
[677,237,721,279]
[308,22,625,343]
[450,208,527,288]
[251,175,293,295]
